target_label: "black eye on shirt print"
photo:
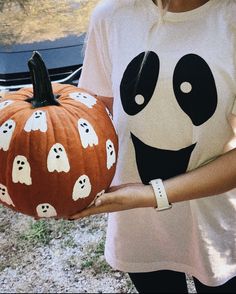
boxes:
[173,53,217,126]
[120,51,160,115]
[120,52,218,184]
[120,52,217,122]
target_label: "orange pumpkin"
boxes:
[0,52,118,219]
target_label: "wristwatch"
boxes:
[149,179,172,211]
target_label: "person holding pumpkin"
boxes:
[70,0,236,292]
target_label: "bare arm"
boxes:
[165,146,236,204]
[166,114,236,203]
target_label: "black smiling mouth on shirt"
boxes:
[131,133,196,184]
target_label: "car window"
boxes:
[0,0,99,46]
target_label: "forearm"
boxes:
[70,148,236,219]
[164,147,236,204]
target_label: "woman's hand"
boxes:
[69,183,156,220]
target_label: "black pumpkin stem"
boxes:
[27,51,60,107]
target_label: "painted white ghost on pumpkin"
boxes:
[0,119,16,151]
[12,155,32,185]
[106,139,116,169]
[36,203,57,218]
[69,92,97,108]
[47,143,70,172]
[72,175,92,201]
[0,100,14,111]
[24,110,47,132]
[78,118,98,148]
[0,183,15,206]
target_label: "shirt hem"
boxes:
[105,251,236,287]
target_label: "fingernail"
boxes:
[95,199,102,206]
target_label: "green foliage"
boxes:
[62,238,78,249]
[80,239,111,273]
[19,219,52,245]
[18,219,76,246]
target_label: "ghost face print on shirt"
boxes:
[120,51,217,184]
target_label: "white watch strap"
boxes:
[150,179,172,211]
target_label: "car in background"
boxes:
[0,0,98,92]
[0,34,85,92]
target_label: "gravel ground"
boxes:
[0,204,196,293]
[0,205,137,293]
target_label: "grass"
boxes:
[18,218,76,246]
[80,239,111,273]
[0,205,137,293]
[18,219,53,245]
[62,237,78,249]
[17,218,112,275]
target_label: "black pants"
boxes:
[128,270,236,293]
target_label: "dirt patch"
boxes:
[0,204,136,293]
[0,204,197,293]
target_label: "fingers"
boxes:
[95,193,115,206]
[68,183,148,221]
[69,193,116,220]
[69,206,102,220]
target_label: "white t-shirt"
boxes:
[78,0,236,286]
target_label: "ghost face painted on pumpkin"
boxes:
[69,92,97,108]
[106,139,116,170]
[78,118,98,148]
[72,174,92,201]
[24,110,47,132]
[0,100,14,110]
[12,155,32,185]
[36,203,57,218]
[0,119,16,151]
[0,183,15,206]
[47,143,70,173]
[120,51,217,184]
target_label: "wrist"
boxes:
[149,179,172,211]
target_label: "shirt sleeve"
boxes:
[78,5,113,97]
